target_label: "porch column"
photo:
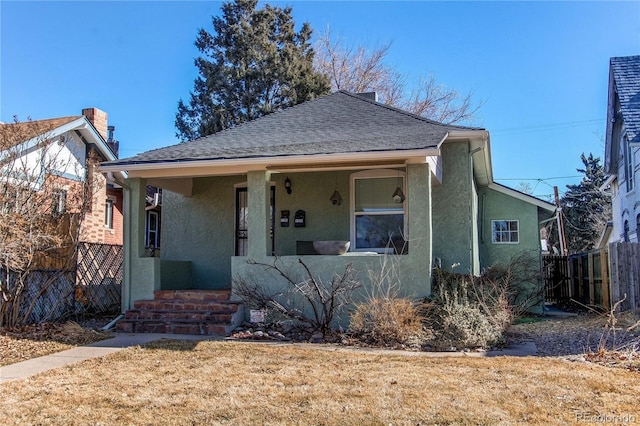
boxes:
[122,177,158,310]
[407,163,432,280]
[247,170,272,258]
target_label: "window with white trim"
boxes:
[625,134,634,192]
[104,199,114,229]
[146,210,160,248]
[492,220,519,244]
[52,190,66,216]
[624,220,630,242]
[351,169,406,252]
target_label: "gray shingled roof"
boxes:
[103,91,483,167]
[611,55,640,144]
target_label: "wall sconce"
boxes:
[392,187,405,203]
[284,177,292,194]
[330,190,343,206]
[392,168,405,203]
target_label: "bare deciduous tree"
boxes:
[314,28,482,124]
[0,117,99,327]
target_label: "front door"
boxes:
[235,187,275,256]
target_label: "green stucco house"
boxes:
[101,91,555,333]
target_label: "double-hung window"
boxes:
[492,220,519,244]
[104,199,114,229]
[625,134,635,193]
[351,169,406,252]
[146,210,160,248]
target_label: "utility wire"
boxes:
[492,119,604,136]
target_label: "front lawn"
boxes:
[1,340,638,425]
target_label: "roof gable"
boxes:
[104,91,483,168]
[0,116,81,148]
[611,56,640,144]
[0,115,119,163]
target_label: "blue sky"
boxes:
[1,1,639,199]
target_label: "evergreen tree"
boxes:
[561,153,611,253]
[176,0,330,141]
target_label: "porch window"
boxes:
[146,210,160,248]
[351,169,406,252]
[492,220,519,244]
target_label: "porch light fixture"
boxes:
[284,177,292,194]
[330,172,342,205]
[392,187,405,203]
[392,168,405,203]
[330,190,343,205]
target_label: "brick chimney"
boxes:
[81,107,108,141]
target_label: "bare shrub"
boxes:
[348,248,426,348]
[423,255,539,350]
[424,271,510,350]
[422,293,505,350]
[233,258,361,337]
[350,298,425,348]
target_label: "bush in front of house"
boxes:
[350,253,540,351]
[349,297,426,349]
[423,269,512,350]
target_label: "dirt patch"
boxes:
[0,321,112,366]
[509,311,640,371]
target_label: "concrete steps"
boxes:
[116,289,243,336]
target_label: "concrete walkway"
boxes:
[0,333,216,383]
[1,333,537,383]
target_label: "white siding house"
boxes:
[604,56,640,244]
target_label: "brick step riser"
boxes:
[154,290,232,301]
[125,311,234,322]
[133,301,239,311]
[116,320,227,335]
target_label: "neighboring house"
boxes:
[603,55,640,244]
[0,108,126,249]
[101,91,556,316]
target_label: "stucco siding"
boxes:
[162,176,243,289]
[271,172,351,256]
[160,172,353,289]
[477,186,541,268]
[432,141,476,272]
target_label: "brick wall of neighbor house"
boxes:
[82,107,108,140]
[104,187,124,245]
[80,169,108,244]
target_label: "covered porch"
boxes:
[119,160,438,313]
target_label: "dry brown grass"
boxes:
[1,340,638,425]
[0,322,111,366]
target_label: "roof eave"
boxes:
[488,182,557,212]
[100,148,441,177]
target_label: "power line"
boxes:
[494,176,582,181]
[492,119,604,136]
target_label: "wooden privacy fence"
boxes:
[568,248,610,308]
[544,242,640,311]
[543,255,571,303]
[609,242,640,311]
[3,242,123,324]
